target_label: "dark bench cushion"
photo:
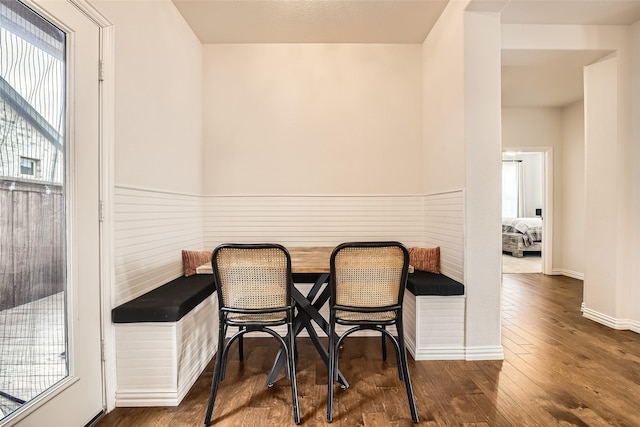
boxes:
[112,275,215,323]
[406,271,464,296]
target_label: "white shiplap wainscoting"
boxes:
[202,194,426,337]
[203,194,426,249]
[113,186,208,408]
[405,190,466,360]
[423,190,464,282]
[114,186,204,306]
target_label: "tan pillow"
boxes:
[408,246,440,274]
[182,250,212,277]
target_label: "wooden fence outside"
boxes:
[0,179,65,311]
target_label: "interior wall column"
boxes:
[463,10,504,360]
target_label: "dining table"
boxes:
[196,246,350,388]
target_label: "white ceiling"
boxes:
[172,0,640,108]
[501,49,613,107]
[171,0,449,44]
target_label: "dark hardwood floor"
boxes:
[95,274,640,426]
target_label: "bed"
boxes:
[502,217,542,257]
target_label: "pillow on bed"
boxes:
[182,250,212,277]
[408,246,440,274]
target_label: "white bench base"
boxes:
[113,287,467,407]
[114,294,218,407]
[403,291,466,360]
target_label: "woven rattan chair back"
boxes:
[213,245,290,323]
[332,244,406,322]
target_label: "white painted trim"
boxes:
[465,346,505,361]
[542,148,554,275]
[205,193,427,198]
[413,347,466,361]
[581,303,638,331]
[114,389,184,408]
[423,188,465,197]
[68,0,112,27]
[115,184,204,198]
[98,23,117,413]
[553,268,584,280]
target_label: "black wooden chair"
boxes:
[204,243,300,425]
[326,241,418,423]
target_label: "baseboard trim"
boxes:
[553,268,584,280]
[465,346,504,361]
[115,390,181,407]
[413,346,466,361]
[581,303,639,332]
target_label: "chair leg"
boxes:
[327,311,336,423]
[238,327,244,361]
[287,321,301,424]
[396,319,419,423]
[220,324,229,381]
[381,325,387,361]
[204,323,227,425]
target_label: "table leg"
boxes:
[264,274,348,388]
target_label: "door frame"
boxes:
[501,147,554,275]
[70,0,117,414]
[0,0,115,424]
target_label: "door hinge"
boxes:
[98,60,105,82]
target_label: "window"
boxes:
[1,0,67,420]
[502,160,523,218]
[20,157,38,176]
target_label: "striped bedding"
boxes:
[502,217,543,246]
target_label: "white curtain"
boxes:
[502,161,526,217]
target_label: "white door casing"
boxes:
[4,0,108,425]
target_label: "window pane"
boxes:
[0,0,67,420]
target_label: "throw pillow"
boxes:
[182,250,212,277]
[408,246,440,274]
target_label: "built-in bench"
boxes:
[288,269,466,362]
[403,270,466,361]
[112,275,217,407]
[110,265,465,407]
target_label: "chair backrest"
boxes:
[330,242,410,310]
[212,244,292,311]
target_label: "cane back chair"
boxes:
[327,241,418,423]
[204,243,300,425]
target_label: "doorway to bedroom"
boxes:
[501,151,544,274]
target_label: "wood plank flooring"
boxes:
[94,274,640,426]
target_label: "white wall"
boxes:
[422,0,503,360]
[584,55,620,320]
[561,101,585,279]
[463,10,503,360]
[92,0,203,195]
[421,1,466,194]
[91,0,205,299]
[202,44,422,195]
